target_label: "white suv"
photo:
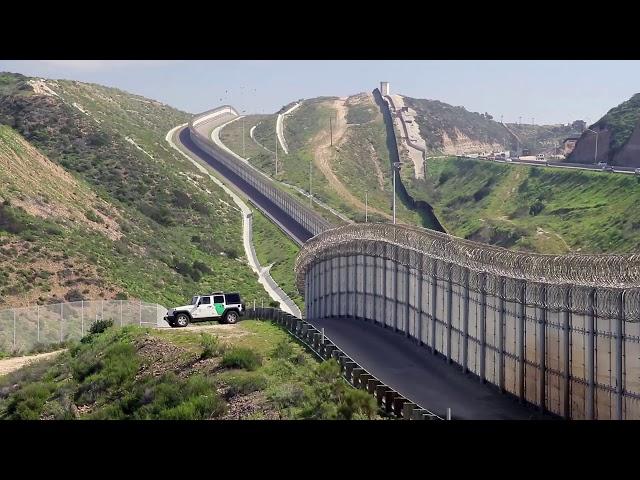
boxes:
[164,292,245,328]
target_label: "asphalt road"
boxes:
[176,126,314,244]
[308,316,557,420]
[456,155,638,175]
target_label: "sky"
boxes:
[0,60,638,125]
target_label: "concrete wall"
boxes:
[297,223,640,420]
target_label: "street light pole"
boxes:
[585,128,599,164]
[392,162,402,225]
[309,158,313,207]
[365,191,368,222]
[275,131,278,175]
[242,112,246,158]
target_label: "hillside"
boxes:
[0,321,379,420]
[400,95,581,156]
[403,156,640,254]
[567,93,640,166]
[220,92,424,226]
[0,72,274,308]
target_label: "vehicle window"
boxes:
[225,293,240,304]
[213,295,224,304]
[200,297,211,305]
[191,296,199,305]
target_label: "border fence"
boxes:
[295,223,640,420]
[188,106,333,240]
[0,300,168,354]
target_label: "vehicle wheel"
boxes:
[224,310,239,325]
[175,313,190,328]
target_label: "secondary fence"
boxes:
[244,306,442,420]
[0,300,168,354]
[188,106,333,240]
[295,223,640,420]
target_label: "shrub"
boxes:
[84,210,104,224]
[271,339,294,360]
[3,381,54,419]
[88,319,113,336]
[199,333,223,360]
[221,347,262,371]
[338,389,377,420]
[193,261,212,275]
[224,372,268,396]
[114,292,128,300]
[64,289,86,302]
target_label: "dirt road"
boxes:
[313,99,392,220]
[0,350,65,377]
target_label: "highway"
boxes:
[309,316,557,420]
[453,154,639,175]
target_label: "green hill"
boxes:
[0,72,273,308]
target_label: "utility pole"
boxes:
[309,158,313,207]
[365,191,368,222]
[392,162,401,225]
[330,116,333,147]
[242,113,246,158]
[519,116,522,125]
[532,117,534,126]
[275,131,278,176]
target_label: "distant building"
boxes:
[380,81,390,96]
[562,137,580,156]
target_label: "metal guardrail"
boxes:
[245,307,443,420]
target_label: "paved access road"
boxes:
[175,126,314,245]
[308,316,557,420]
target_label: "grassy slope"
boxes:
[593,93,640,153]
[250,207,303,310]
[406,157,640,253]
[0,321,379,420]
[221,93,418,225]
[0,72,272,308]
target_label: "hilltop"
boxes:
[0,72,275,308]
[567,93,640,166]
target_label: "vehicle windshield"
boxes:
[190,296,199,305]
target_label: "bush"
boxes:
[88,319,113,336]
[3,381,54,419]
[199,333,223,360]
[114,292,128,300]
[64,289,86,302]
[84,210,104,224]
[338,388,377,420]
[224,372,268,396]
[193,261,212,275]
[271,339,294,360]
[221,347,262,371]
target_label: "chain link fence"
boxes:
[0,300,169,355]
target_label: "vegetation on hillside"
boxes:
[0,320,379,420]
[592,93,640,154]
[0,72,273,307]
[406,157,640,253]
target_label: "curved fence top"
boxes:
[295,223,640,291]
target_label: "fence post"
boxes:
[479,273,487,383]
[430,259,438,355]
[37,305,40,343]
[616,290,624,420]
[586,289,596,420]
[498,277,506,392]
[563,287,571,419]
[382,252,388,326]
[446,266,453,363]
[404,260,410,337]
[518,281,526,402]
[462,270,470,373]
[13,309,16,351]
[537,284,547,412]
[139,301,142,327]
[393,259,398,331]
[101,299,104,321]
[120,300,123,327]
[81,300,84,336]
[417,254,424,345]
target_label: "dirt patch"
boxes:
[312,98,391,220]
[219,390,280,420]
[0,350,65,377]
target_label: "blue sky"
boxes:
[0,60,638,125]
